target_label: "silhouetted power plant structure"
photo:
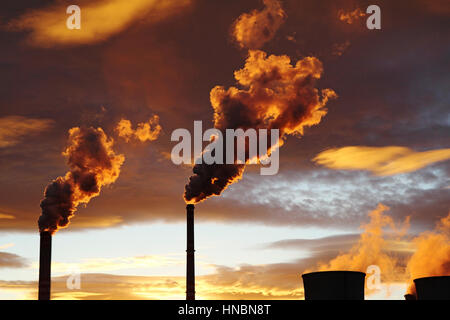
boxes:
[35,203,450,302]
[38,231,52,300]
[186,204,195,300]
[302,271,365,300]
[413,276,450,300]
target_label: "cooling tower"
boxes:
[38,231,52,300]
[302,271,366,300]
[186,204,195,300]
[414,276,450,300]
[404,294,417,300]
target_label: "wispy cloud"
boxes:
[313,146,450,176]
[7,0,192,47]
[0,116,53,148]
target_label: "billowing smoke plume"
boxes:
[184,50,336,203]
[232,0,286,49]
[316,204,408,295]
[39,127,125,234]
[184,0,335,203]
[406,213,450,296]
[116,115,162,143]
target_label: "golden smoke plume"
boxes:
[184,50,336,203]
[38,127,124,234]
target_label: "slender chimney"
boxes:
[186,204,195,300]
[38,231,52,300]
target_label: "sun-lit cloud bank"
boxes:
[7,0,192,47]
[313,146,450,176]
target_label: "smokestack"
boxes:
[38,231,52,300]
[186,204,195,300]
[302,271,365,300]
[413,276,450,300]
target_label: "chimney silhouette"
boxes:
[38,231,52,300]
[302,271,365,300]
[186,204,195,300]
[413,276,450,300]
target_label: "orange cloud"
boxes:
[313,146,450,176]
[338,8,366,24]
[0,116,53,148]
[232,0,287,49]
[7,0,192,47]
[0,213,15,220]
[315,204,409,295]
[116,115,162,143]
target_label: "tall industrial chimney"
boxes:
[186,204,195,300]
[302,271,365,300]
[38,231,52,300]
[413,276,450,300]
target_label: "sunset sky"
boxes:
[0,0,449,300]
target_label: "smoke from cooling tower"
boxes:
[315,204,409,295]
[38,127,124,234]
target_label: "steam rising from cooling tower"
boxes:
[184,0,336,204]
[304,204,410,298]
[39,127,124,234]
[405,213,450,297]
[306,204,449,299]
